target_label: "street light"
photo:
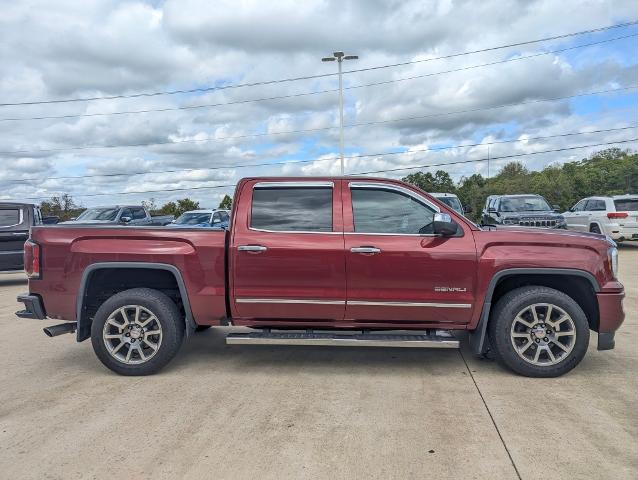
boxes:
[322,51,358,175]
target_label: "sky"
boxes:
[1,0,638,208]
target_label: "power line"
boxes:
[2,20,637,107]
[0,88,338,122]
[6,124,637,184]
[346,32,638,91]
[342,20,638,75]
[3,84,636,157]
[2,32,636,123]
[351,138,638,176]
[16,137,638,201]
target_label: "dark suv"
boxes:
[0,202,56,272]
[482,194,567,228]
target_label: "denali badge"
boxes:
[435,287,467,292]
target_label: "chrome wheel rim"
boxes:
[103,305,163,364]
[510,303,576,366]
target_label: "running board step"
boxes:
[226,330,459,349]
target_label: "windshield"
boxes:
[76,208,120,221]
[614,198,638,212]
[500,196,551,212]
[436,196,463,214]
[174,212,212,225]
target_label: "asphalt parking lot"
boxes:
[0,247,636,480]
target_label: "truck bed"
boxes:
[28,225,228,328]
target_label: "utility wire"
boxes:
[2,32,636,123]
[18,137,638,201]
[346,32,638,91]
[3,84,636,157]
[7,124,637,184]
[2,20,637,107]
[0,88,338,122]
[351,138,638,176]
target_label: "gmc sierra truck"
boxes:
[16,177,624,377]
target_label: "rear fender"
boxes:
[75,262,195,341]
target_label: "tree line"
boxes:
[403,148,638,220]
[39,193,233,221]
[38,148,635,222]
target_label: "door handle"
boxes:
[238,245,268,253]
[351,246,381,254]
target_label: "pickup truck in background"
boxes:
[1,202,57,272]
[60,205,174,226]
[167,209,230,229]
[16,177,624,378]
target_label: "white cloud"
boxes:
[0,0,637,206]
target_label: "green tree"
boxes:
[219,194,232,210]
[157,198,200,217]
[402,148,638,222]
[402,170,456,193]
[40,194,83,221]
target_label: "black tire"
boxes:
[195,325,212,332]
[90,288,185,376]
[590,224,601,234]
[488,286,589,377]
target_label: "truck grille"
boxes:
[519,218,557,228]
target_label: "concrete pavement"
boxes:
[0,247,636,479]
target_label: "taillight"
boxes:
[607,212,628,219]
[24,239,41,279]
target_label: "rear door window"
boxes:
[585,199,606,211]
[0,209,21,227]
[251,186,333,232]
[614,198,638,211]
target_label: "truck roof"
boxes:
[0,201,35,207]
[242,176,397,181]
[88,205,144,209]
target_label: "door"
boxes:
[129,207,148,225]
[564,199,587,231]
[343,182,477,324]
[231,181,346,320]
[584,199,607,231]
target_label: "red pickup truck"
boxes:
[16,177,624,377]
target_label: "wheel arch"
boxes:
[76,262,196,342]
[589,220,604,233]
[469,268,600,355]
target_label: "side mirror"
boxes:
[553,204,561,212]
[433,212,457,236]
[463,205,473,214]
[120,216,132,223]
[568,207,575,212]
[69,217,77,221]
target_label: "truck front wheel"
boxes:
[90,288,185,376]
[488,286,589,377]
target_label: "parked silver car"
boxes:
[562,195,638,242]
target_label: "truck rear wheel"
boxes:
[488,286,589,377]
[90,288,185,376]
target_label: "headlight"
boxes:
[608,247,618,279]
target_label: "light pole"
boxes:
[322,51,358,175]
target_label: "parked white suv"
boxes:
[563,195,638,242]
